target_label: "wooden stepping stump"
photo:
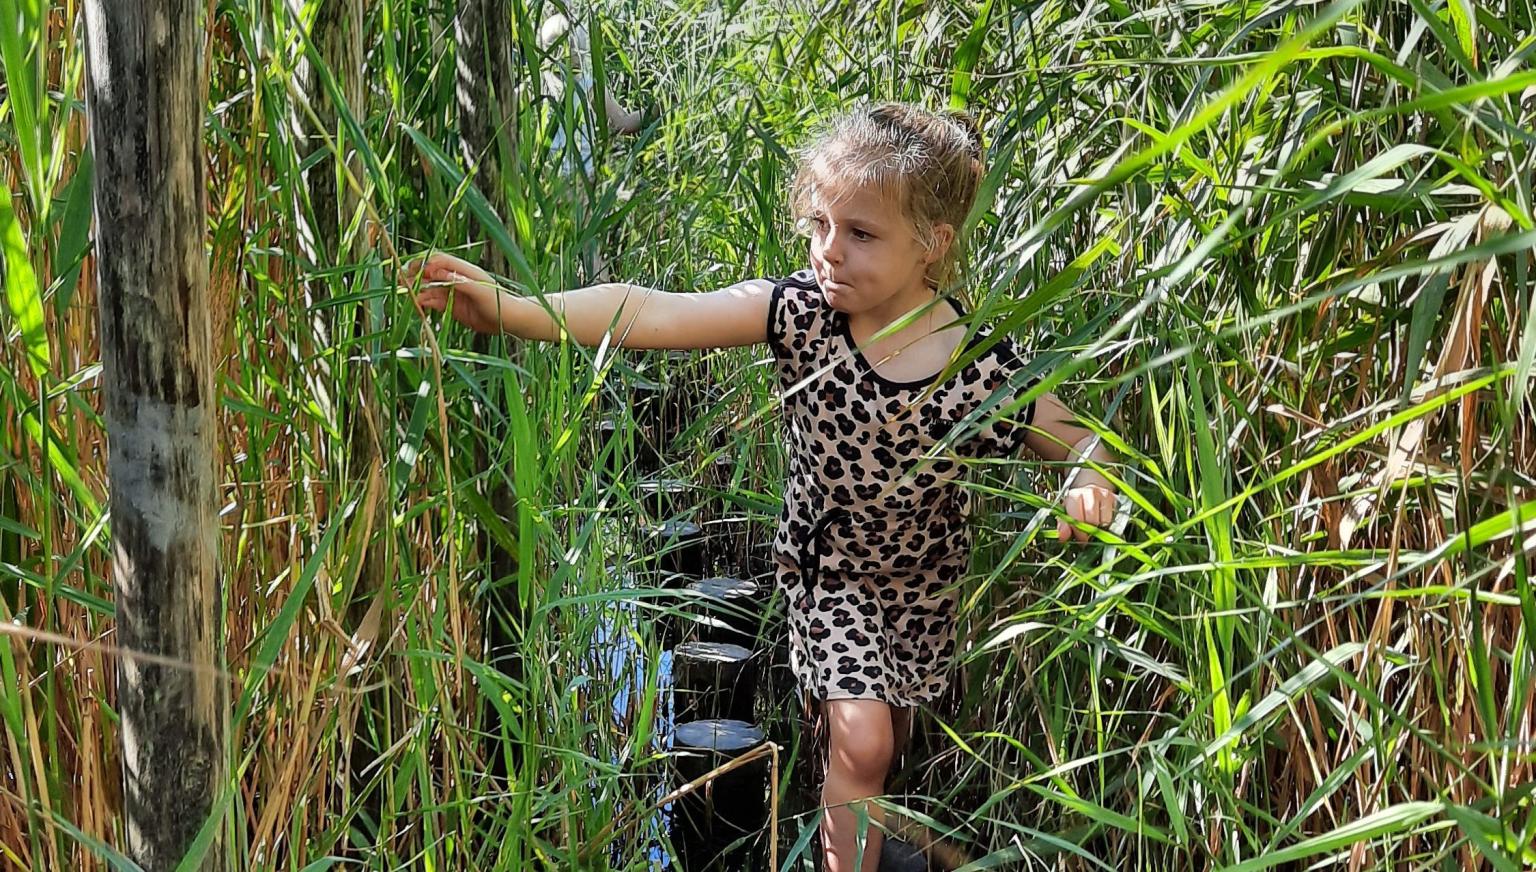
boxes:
[649,520,706,578]
[653,570,696,649]
[671,719,768,871]
[709,451,736,491]
[615,566,683,647]
[629,376,666,431]
[673,641,757,724]
[637,477,692,520]
[658,351,705,423]
[684,576,762,648]
[699,517,771,582]
[597,414,658,476]
[744,538,776,584]
[631,373,692,451]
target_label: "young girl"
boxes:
[403,102,1120,872]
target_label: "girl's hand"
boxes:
[1058,483,1116,543]
[399,252,509,335]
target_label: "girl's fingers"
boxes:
[1061,491,1081,542]
[429,251,471,272]
[1091,489,1111,529]
[401,254,448,284]
[429,252,489,284]
[405,255,431,279]
[1057,486,1119,543]
[401,260,433,288]
[1093,487,1114,527]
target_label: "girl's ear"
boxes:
[926,223,956,264]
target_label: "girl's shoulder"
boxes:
[942,296,1030,372]
[767,268,829,326]
[766,269,829,365]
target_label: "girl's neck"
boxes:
[849,282,939,337]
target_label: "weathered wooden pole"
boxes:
[671,719,770,870]
[454,0,524,778]
[82,1,227,869]
[291,0,366,273]
[685,576,762,647]
[651,519,707,578]
[454,0,516,283]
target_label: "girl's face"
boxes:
[806,182,950,317]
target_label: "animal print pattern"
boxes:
[766,269,1038,705]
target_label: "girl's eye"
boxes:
[851,228,873,241]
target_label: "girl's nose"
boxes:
[822,229,844,265]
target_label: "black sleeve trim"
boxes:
[766,276,787,361]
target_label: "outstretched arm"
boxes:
[404,252,772,350]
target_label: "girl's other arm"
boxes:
[1023,392,1119,542]
[403,252,772,350]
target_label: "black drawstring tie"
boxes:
[796,507,850,600]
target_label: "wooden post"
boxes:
[637,477,692,520]
[454,0,516,283]
[684,576,762,647]
[291,0,366,278]
[83,2,227,869]
[290,0,388,641]
[454,0,524,780]
[650,520,707,578]
[629,375,667,442]
[598,414,661,482]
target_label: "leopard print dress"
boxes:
[765,269,1038,707]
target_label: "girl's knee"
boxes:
[824,699,896,782]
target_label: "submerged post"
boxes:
[84,2,228,868]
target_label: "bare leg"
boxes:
[821,699,896,872]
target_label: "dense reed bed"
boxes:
[1,0,1533,868]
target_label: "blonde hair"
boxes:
[789,102,983,290]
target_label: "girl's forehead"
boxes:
[808,180,906,227]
